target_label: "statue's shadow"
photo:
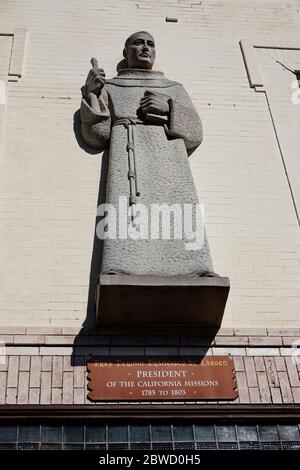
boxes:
[73,109,108,332]
[73,109,99,155]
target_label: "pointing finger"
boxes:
[91,57,99,71]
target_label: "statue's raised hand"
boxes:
[83,57,105,100]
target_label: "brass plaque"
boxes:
[87,356,238,401]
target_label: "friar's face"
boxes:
[124,32,156,70]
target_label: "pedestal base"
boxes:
[96,274,230,327]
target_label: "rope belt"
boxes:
[113,118,143,218]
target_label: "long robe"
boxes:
[80,69,213,276]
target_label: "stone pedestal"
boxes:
[96,274,230,327]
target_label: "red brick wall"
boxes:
[1,327,299,405]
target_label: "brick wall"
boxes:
[1,327,300,405]
[0,1,299,327]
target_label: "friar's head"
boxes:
[123,31,156,70]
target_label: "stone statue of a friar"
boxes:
[80,31,229,325]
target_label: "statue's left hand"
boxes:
[140,90,170,116]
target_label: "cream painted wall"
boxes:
[0,0,300,327]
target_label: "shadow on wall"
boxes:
[73,109,99,155]
[73,109,109,334]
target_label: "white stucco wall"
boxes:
[0,0,300,327]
